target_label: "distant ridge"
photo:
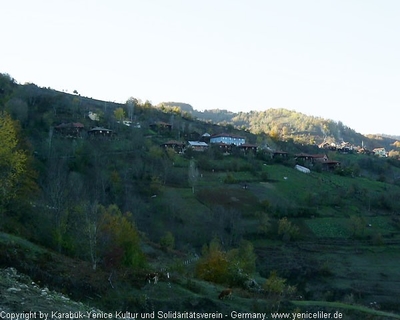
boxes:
[159,102,398,150]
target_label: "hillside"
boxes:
[160,101,399,152]
[1,73,400,318]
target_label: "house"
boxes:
[321,160,341,171]
[189,131,201,141]
[270,151,289,159]
[187,141,209,152]
[149,121,172,132]
[54,122,84,138]
[212,142,234,154]
[87,126,115,139]
[210,133,245,146]
[117,120,133,127]
[200,133,211,143]
[237,143,258,154]
[358,147,374,156]
[319,142,337,151]
[295,153,328,163]
[88,111,100,121]
[160,140,186,153]
[295,153,341,171]
[373,148,387,157]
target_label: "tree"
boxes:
[195,238,229,284]
[126,97,138,121]
[188,159,199,193]
[0,111,28,208]
[81,200,102,270]
[256,211,271,235]
[5,98,28,125]
[0,73,16,104]
[227,240,257,285]
[42,158,71,253]
[263,270,297,311]
[160,231,175,252]
[278,217,299,241]
[114,107,125,122]
[263,270,286,298]
[349,215,365,238]
[196,238,256,286]
[99,204,146,269]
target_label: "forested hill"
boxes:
[0,71,397,151]
[4,73,400,316]
[161,102,398,150]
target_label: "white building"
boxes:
[210,133,245,146]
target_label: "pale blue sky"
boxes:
[1,1,399,135]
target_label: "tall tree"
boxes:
[114,107,125,122]
[5,98,28,126]
[0,111,28,208]
[188,159,199,194]
[126,97,137,121]
[98,204,146,269]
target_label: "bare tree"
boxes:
[188,159,199,194]
[42,158,70,252]
[84,201,101,270]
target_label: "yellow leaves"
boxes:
[196,238,229,283]
[263,270,286,296]
[196,239,257,285]
[114,107,125,121]
[263,270,297,301]
[0,111,28,202]
[98,204,145,268]
[278,217,299,241]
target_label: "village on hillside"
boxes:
[53,110,390,175]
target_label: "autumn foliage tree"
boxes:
[0,111,28,209]
[195,238,229,284]
[195,238,256,286]
[114,107,125,122]
[278,217,299,241]
[98,204,146,270]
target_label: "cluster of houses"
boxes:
[54,115,389,173]
[319,142,388,158]
[54,122,116,139]
[160,132,258,155]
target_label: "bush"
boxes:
[195,239,256,286]
[224,173,236,184]
[278,217,299,241]
[160,231,175,251]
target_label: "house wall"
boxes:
[210,136,245,146]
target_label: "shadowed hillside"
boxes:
[2,73,400,318]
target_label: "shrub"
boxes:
[278,217,299,241]
[160,231,175,251]
[195,239,256,286]
[224,173,236,184]
[99,204,146,269]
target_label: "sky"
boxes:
[1,0,400,135]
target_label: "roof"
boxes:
[88,126,112,132]
[150,121,171,126]
[238,143,258,148]
[188,141,208,147]
[162,140,185,146]
[55,122,84,128]
[210,133,245,139]
[295,153,327,158]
